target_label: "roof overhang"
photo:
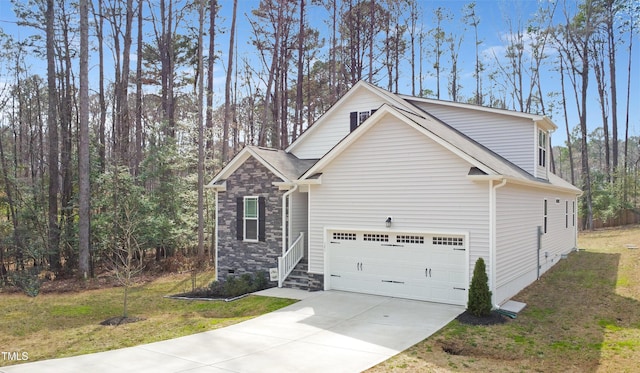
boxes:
[466,174,582,195]
[207,147,290,188]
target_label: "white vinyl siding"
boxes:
[412,101,535,175]
[495,184,578,304]
[290,89,385,159]
[307,116,489,284]
[290,190,308,248]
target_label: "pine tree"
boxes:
[467,257,492,317]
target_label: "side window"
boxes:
[236,196,265,242]
[538,130,547,167]
[565,200,569,228]
[244,197,259,241]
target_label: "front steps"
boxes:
[282,261,310,291]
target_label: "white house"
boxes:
[207,81,581,307]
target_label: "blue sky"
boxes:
[0,0,638,140]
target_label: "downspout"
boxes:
[537,225,542,279]
[490,178,507,307]
[282,184,298,254]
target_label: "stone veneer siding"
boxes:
[307,273,324,291]
[217,157,283,282]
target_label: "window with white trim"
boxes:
[565,200,569,228]
[538,130,547,167]
[572,200,576,227]
[244,196,259,241]
[359,111,370,124]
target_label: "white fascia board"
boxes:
[273,181,295,190]
[205,180,227,191]
[286,81,396,154]
[468,173,581,194]
[299,105,498,181]
[286,81,368,153]
[207,147,289,188]
[405,95,554,123]
[298,105,392,180]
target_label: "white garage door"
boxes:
[327,230,468,305]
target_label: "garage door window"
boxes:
[433,236,463,246]
[363,233,389,242]
[397,235,425,244]
[333,232,356,240]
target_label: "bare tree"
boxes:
[46,0,61,272]
[463,1,483,105]
[555,0,598,229]
[197,0,205,256]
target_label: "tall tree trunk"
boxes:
[197,0,205,257]
[222,0,237,163]
[559,56,576,185]
[134,0,144,177]
[606,2,618,173]
[592,41,610,180]
[46,0,61,272]
[205,0,217,158]
[623,15,633,202]
[92,0,107,173]
[60,4,74,270]
[78,0,91,278]
[294,0,305,142]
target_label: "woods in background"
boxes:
[0,0,638,281]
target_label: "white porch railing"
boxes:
[278,232,304,287]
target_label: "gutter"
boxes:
[282,183,298,255]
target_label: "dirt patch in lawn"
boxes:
[100,316,146,326]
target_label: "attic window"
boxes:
[350,110,375,132]
[538,130,547,167]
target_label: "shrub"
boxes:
[467,257,492,317]
[208,271,271,298]
[10,269,42,297]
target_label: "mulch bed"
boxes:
[455,310,508,325]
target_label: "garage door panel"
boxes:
[328,230,468,305]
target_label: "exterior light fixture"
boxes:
[385,216,392,227]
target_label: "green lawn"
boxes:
[0,271,296,367]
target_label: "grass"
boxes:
[368,225,640,373]
[0,271,296,367]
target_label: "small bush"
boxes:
[467,257,492,317]
[207,271,271,298]
[10,269,42,297]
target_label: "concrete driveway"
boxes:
[0,289,464,373]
